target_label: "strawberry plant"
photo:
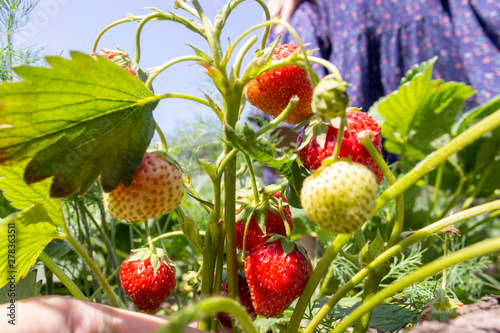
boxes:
[1,1,500,333]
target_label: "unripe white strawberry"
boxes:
[300,160,378,234]
[103,152,184,222]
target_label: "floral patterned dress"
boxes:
[273,0,500,110]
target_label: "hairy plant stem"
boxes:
[64,233,119,308]
[285,233,352,333]
[331,236,500,333]
[92,17,142,53]
[375,108,500,213]
[153,297,257,333]
[38,252,87,301]
[304,199,500,332]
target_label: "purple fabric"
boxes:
[273,0,500,110]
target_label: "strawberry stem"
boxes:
[255,96,299,137]
[330,236,500,333]
[92,16,141,54]
[153,296,257,333]
[38,251,88,302]
[374,107,500,214]
[134,12,165,63]
[304,199,500,332]
[144,221,156,255]
[330,114,347,162]
[155,123,168,153]
[286,233,352,333]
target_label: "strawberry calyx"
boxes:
[127,247,175,276]
[265,235,311,263]
[420,289,464,322]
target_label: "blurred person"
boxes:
[266,0,500,110]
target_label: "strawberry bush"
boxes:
[1,1,500,332]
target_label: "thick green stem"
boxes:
[375,109,500,214]
[285,233,352,333]
[64,233,119,308]
[255,97,298,136]
[304,199,500,332]
[332,236,500,333]
[38,252,87,301]
[153,297,257,333]
[191,0,223,66]
[331,115,347,162]
[353,266,386,333]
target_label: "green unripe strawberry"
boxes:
[311,74,349,120]
[300,160,378,234]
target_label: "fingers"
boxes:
[267,0,302,35]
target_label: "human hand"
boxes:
[267,0,302,34]
[0,296,230,333]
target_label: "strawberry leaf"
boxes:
[0,52,159,197]
[369,58,475,163]
[0,165,63,225]
[0,204,64,289]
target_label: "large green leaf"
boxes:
[369,58,475,163]
[0,204,63,289]
[0,165,63,225]
[0,270,41,304]
[0,51,159,197]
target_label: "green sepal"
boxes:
[168,11,206,38]
[359,229,385,266]
[127,247,173,276]
[399,56,437,86]
[186,44,213,64]
[240,37,280,83]
[199,63,229,96]
[214,0,232,35]
[196,149,218,181]
[203,92,224,124]
[253,206,269,235]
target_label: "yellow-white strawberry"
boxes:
[103,151,184,222]
[300,160,378,234]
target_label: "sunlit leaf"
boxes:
[0,204,63,289]
[0,51,159,197]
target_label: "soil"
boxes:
[407,294,500,333]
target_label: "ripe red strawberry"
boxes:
[120,248,176,313]
[235,193,293,251]
[297,109,384,184]
[218,275,257,327]
[103,151,184,222]
[245,43,313,124]
[92,47,148,83]
[244,239,312,318]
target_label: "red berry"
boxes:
[120,250,176,313]
[103,152,184,222]
[246,44,313,124]
[297,110,384,184]
[92,49,137,76]
[235,193,293,251]
[244,240,312,318]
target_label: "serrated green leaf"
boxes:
[0,270,41,304]
[225,122,306,202]
[452,94,500,135]
[369,58,475,163]
[0,165,63,225]
[0,204,64,289]
[0,52,159,197]
[186,44,213,63]
[399,56,437,86]
[0,191,16,219]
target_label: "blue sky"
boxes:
[15,0,264,137]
